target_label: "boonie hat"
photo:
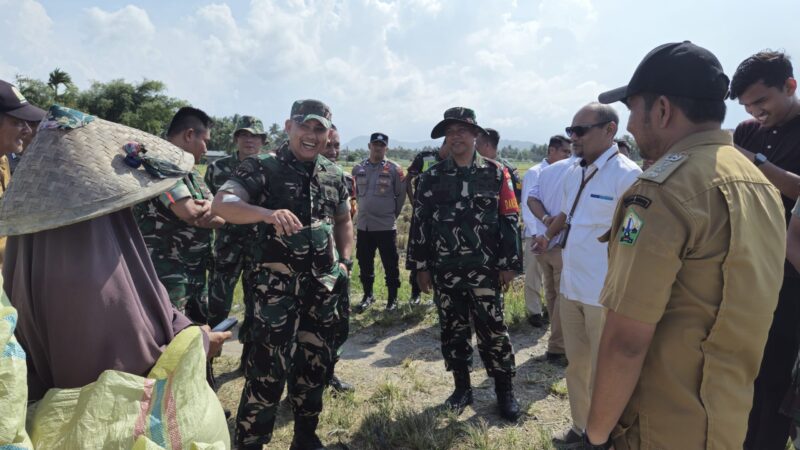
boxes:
[370,132,389,145]
[598,41,729,104]
[0,80,46,122]
[233,115,268,142]
[0,105,192,235]
[430,107,487,139]
[291,99,332,129]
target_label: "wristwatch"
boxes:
[338,258,354,272]
[754,152,768,167]
[581,432,612,450]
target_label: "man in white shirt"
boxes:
[522,135,572,336]
[541,103,642,448]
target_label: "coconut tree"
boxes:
[47,68,72,103]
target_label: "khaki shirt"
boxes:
[352,158,406,231]
[600,130,786,449]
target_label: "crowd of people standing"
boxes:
[1,40,800,450]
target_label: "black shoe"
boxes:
[528,313,545,328]
[444,387,474,414]
[409,295,421,306]
[290,417,326,450]
[496,389,522,422]
[546,351,568,366]
[354,295,375,314]
[289,433,326,450]
[444,370,473,414]
[385,298,398,311]
[328,374,354,393]
[552,429,583,449]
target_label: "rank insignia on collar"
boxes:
[619,209,643,246]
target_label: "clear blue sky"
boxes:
[2,0,798,144]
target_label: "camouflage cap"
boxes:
[233,115,268,142]
[430,106,487,139]
[290,99,332,129]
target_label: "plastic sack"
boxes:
[0,273,33,449]
[27,326,229,449]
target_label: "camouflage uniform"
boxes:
[223,141,350,448]
[405,149,444,298]
[407,151,522,377]
[204,151,258,332]
[332,173,356,366]
[205,115,266,332]
[133,170,213,323]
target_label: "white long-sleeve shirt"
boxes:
[521,159,549,238]
[559,146,641,306]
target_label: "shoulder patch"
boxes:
[623,194,652,209]
[638,152,689,184]
[619,209,644,246]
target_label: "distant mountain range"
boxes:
[343,135,538,150]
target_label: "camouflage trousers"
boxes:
[433,285,516,377]
[207,229,253,331]
[151,251,209,324]
[235,268,346,448]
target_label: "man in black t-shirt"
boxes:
[730,50,800,450]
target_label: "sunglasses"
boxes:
[565,121,611,138]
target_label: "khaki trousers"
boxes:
[535,249,565,354]
[523,237,543,315]
[560,298,606,432]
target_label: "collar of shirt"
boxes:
[579,144,618,171]
[364,158,387,167]
[440,151,488,173]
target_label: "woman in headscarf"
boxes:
[0,106,231,449]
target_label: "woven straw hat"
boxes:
[0,106,192,235]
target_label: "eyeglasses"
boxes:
[565,121,611,138]
[445,125,475,136]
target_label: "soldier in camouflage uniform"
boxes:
[211,99,354,450]
[477,127,523,203]
[320,125,355,394]
[404,140,449,304]
[408,107,523,422]
[205,116,266,372]
[134,107,224,323]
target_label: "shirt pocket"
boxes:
[375,173,393,197]
[583,192,617,226]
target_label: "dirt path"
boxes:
[214,307,571,449]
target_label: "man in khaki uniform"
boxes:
[583,41,787,450]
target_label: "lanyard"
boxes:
[559,151,618,248]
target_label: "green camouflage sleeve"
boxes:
[204,162,217,195]
[228,156,267,205]
[335,171,350,216]
[407,172,433,270]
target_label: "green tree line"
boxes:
[14,69,287,154]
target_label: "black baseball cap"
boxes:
[0,80,46,121]
[370,132,389,145]
[598,41,729,104]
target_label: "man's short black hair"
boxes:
[642,93,726,124]
[548,135,571,147]
[483,128,500,148]
[730,50,794,100]
[166,106,213,138]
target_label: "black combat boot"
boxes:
[494,374,522,422]
[385,286,398,311]
[355,283,375,314]
[289,416,326,450]
[444,370,473,414]
[327,365,354,394]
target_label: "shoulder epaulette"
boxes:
[638,152,689,184]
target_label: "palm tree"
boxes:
[48,68,72,103]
